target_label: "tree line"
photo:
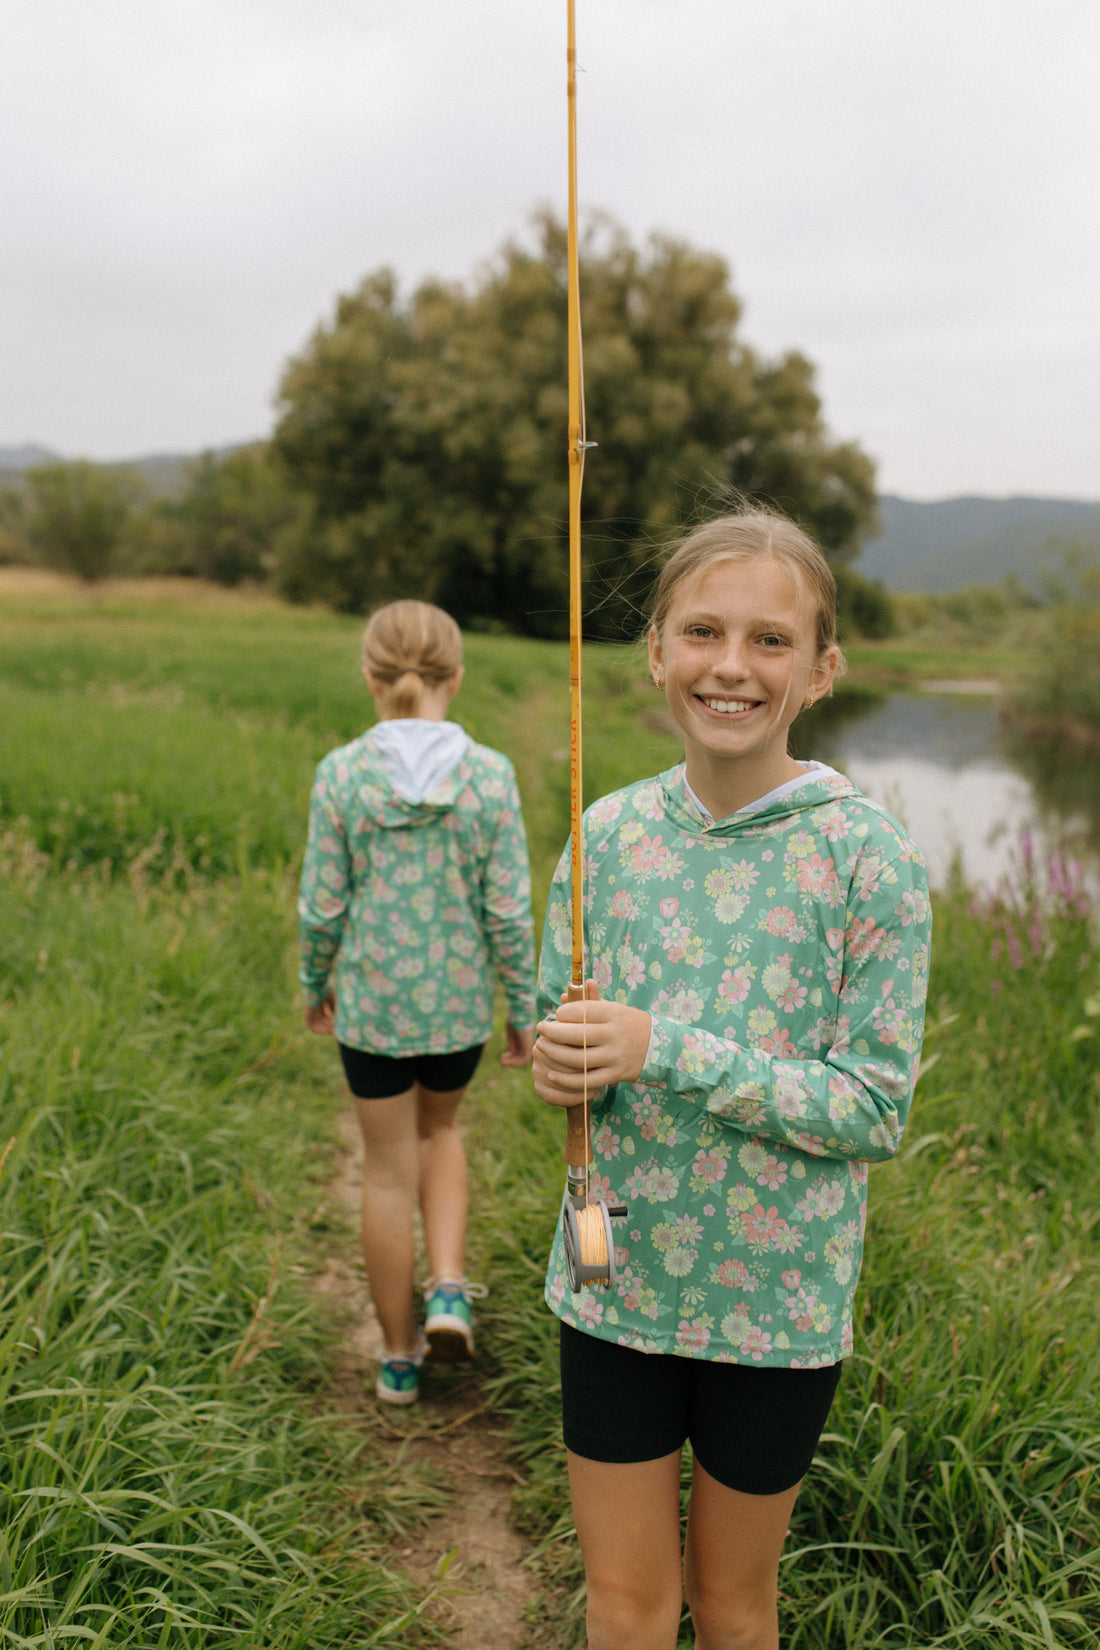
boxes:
[2,212,896,639]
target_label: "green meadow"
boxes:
[1,575,1097,1648]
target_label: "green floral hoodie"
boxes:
[299,726,536,1054]
[541,763,931,1368]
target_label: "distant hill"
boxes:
[0,443,252,499]
[0,444,57,472]
[859,495,1100,591]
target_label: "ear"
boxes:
[807,646,840,701]
[448,665,465,698]
[647,626,664,685]
[362,665,381,696]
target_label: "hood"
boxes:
[357,720,471,829]
[658,761,861,838]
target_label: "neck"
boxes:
[375,687,454,722]
[684,747,804,820]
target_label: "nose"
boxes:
[708,632,748,680]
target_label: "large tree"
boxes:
[273,213,877,638]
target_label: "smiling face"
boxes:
[648,555,839,817]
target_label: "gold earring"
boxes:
[654,674,665,688]
[803,694,814,709]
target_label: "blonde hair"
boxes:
[361,600,463,717]
[650,508,844,668]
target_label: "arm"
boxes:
[537,851,932,1162]
[481,765,538,1046]
[297,762,352,1013]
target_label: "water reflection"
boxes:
[801,693,1100,892]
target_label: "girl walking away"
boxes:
[299,601,536,1405]
[534,510,932,1650]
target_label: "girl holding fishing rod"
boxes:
[534,508,931,1650]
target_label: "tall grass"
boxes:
[3,579,1097,1647]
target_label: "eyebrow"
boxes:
[679,609,797,633]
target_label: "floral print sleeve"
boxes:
[298,759,351,1008]
[481,768,537,1029]
[640,842,930,1161]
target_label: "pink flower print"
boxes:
[846,915,887,959]
[622,952,647,990]
[593,1122,621,1160]
[610,889,641,919]
[718,967,752,1007]
[872,984,907,1046]
[762,906,807,941]
[796,852,841,903]
[742,1204,804,1254]
[676,1318,712,1353]
[756,1155,788,1191]
[428,939,446,964]
[776,979,808,1013]
[577,1292,605,1327]
[629,834,668,877]
[784,1287,816,1332]
[659,917,693,962]
[853,855,883,902]
[589,794,624,825]
[716,1258,757,1291]
[592,954,614,992]
[739,1326,773,1361]
[759,1026,797,1058]
[659,897,680,918]
[781,1269,802,1289]
[691,1147,728,1187]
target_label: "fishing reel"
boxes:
[563,1094,627,1290]
[562,1183,627,1292]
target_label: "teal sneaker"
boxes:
[376,1336,425,1406]
[423,1278,487,1362]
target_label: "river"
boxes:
[801,688,1100,894]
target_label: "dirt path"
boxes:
[313,1110,540,1648]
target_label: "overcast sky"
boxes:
[3,0,1097,499]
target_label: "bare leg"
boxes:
[415,1082,469,1284]
[683,1459,801,1650]
[354,1089,419,1355]
[567,1449,685,1650]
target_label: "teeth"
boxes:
[702,697,755,714]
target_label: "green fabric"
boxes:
[298,727,536,1053]
[541,764,932,1369]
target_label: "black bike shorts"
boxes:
[560,1320,842,1495]
[338,1042,484,1100]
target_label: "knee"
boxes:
[586,1574,682,1650]
[683,1580,776,1650]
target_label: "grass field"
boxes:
[1,573,1097,1648]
